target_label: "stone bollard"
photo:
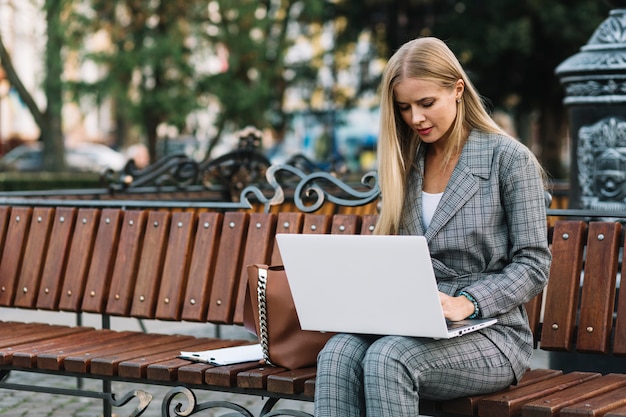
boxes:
[555,1,626,211]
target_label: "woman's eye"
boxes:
[422,101,434,108]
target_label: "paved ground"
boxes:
[0,308,549,417]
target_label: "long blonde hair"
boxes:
[374,37,507,235]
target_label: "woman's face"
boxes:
[393,77,463,146]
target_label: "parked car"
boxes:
[0,142,127,172]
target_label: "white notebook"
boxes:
[276,234,496,339]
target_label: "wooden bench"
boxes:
[0,163,625,417]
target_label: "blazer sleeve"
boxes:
[460,142,551,318]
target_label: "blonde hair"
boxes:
[375,37,507,235]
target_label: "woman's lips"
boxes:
[417,127,433,135]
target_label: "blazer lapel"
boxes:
[424,131,492,240]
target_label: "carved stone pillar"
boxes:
[555,1,626,210]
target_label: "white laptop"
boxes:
[275,234,496,339]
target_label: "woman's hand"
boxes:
[439,292,476,321]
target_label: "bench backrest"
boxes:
[0,206,376,328]
[1,207,623,358]
[531,220,626,356]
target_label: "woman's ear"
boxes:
[455,79,465,100]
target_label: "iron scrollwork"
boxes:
[162,386,313,417]
[241,164,380,213]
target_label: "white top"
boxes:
[422,191,443,229]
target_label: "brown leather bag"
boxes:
[244,264,334,370]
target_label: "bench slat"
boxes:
[270,212,304,265]
[302,214,332,234]
[181,212,223,322]
[560,387,626,417]
[14,207,54,308]
[267,367,317,395]
[36,208,77,311]
[90,334,196,376]
[233,212,277,325]
[207,212,249,324]
[540,221,586,351]
[440,369,564,416]
[521,373,626,417]
[237,365,290,390]
[0,207,32,306]
[613,233,626,356]
[0,206,12,263]
[59,209,100,312]
[477,372,600,417]
[82,209,123,313]
[11,328,106,368]
[606,405,626,417]
[36,330,137,371]
[146,340,248,381]
[331,214,361,234]
[0,326,94,366]
[131,210,171,319]
[118,337,235,379]
[63,332,185,373]
[105,210,148,316]
[177,363,215,385]
[361,214,378,235]
[577,222,620,354]
[155,211,196,321]
[205,361,265,387]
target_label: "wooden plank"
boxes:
[146,339,245,381]
[63,332,180,374]
[331,214,361,235]
[178,362,216,385]
[90,334,196,376]
[130,211,171,319]
[58,209,100,312]
[606,404,626,417]
[521,373,626,417]
[560,387,626,417]
[0,206,12,264]
[0,207,32,306]
[270,212,303,265]
[232,212,277,325]
[117,337,228,379]
[204,361,263,387]
[477,372,600,417]
[612,229,626,356]
[105,210,148,317]
[206,212,249,324]
[361,214,378,235]
[180,212,222,322]
[0,327,94,366]
[540,221,586,351]
[82,209,122,313]
[267,367,317,395]
[576,221,620,353]
[35,330,135,370]
[155,211,196,321]
[36,208,77,311]
[302,214,331,234]
[441,368,563,416]
[237,365,289,390]
[14,207,55,309]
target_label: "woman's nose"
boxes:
[412,110,426,124]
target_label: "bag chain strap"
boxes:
[256,268,275,366]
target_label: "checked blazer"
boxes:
[399,129,552,382]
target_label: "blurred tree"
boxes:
[328,0,611,179]
[0,0,68,171]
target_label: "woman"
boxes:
[314,37,551,416]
